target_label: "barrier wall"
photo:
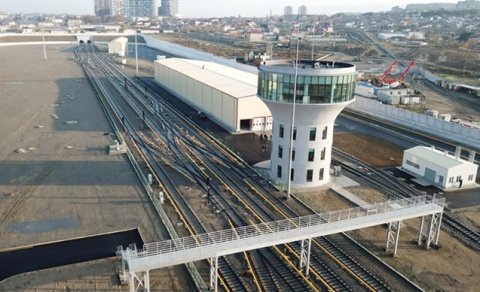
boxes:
[348,96,480,150]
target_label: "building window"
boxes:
[468,174,474,181]
[309,128,316,141]
[406,160,420,169]
[293,127,297,140]
[277,165,282,178]
[279,124,284,138]
[322,126,328,140]
[278,145,283,158]
[291,168,295,181]
[319,168,324,180]
[308,149,315,162]
[292,148,295,161]
[456,176,461,182]
[306,169,313,182]
[321,147,326,160]
[448,177,454,183]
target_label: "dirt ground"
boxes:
[452,205,480,231]
[415,82,480,122]
[301,132,480,291]
[0,45,193,291]
[333,132,404,168]
[297,186,480,291]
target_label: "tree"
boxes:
[464,38,478,50]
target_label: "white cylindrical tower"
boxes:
[257,60,356,189]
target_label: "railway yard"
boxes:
[0,42,479,292]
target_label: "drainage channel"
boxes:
[0,228,143,281]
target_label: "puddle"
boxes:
[6,217,79,234]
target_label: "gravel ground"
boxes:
[0,45,194,291]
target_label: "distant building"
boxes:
[108,0,126,16]
[94,0,111,16]
[377,88,417,105]
[298,5,308,15]
[95,0,159,18]
[125,0,159,18]
[402,146,478,190]
[405,3,456,11]
[284,6,293,16]
[108,37,128,56]
[248,32,263,42]
[457,0,480,10]
[68,19,82,27]
[160,0,179,17]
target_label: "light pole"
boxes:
[42,33,47,61]
[135,30,139,74]
[311,19,315,60]
[286,23,301,199]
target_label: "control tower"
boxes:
[257,60,356,189]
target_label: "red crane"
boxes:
[381,60,398,79]
[398,61,416,81]
[382,60,416,85]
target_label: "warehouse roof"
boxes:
[405,146,476,169]
[110,37,128,44]
[155,58,258,99]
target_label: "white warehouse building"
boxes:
[154,58,272,133]
[108,37,128,56]
[402,146,478,190]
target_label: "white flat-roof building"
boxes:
[154,58,272,133]
[258,60,357,189]
[402,146,478,190]
[108,37,128,56]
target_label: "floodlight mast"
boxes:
[286,22,301,199]
[135,31,139,74]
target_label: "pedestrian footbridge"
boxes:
[119,195,444,292]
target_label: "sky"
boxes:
[0,0,460,17]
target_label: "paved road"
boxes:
[0,229,143,281]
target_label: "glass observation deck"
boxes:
[258,60,356,105]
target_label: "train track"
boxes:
[77,46,250,291]
[78,47,434,291]
[332,149,480,251]
[130,62,419,290]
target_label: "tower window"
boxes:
[292,127,297,140]
[308,149,315,162]
[306,169,313,182]
[319,168,324,180]
[277,165,282,178]
[279,124,284,138]
[309,127,316,141]
[278,145,283,158]
[321,147,326,160]
[322,126,328,140]
[291,168,295,181]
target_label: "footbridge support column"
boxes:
[299,237,312,276]
[386,221,402,257]
[210,256,219,292]
[129,270,150,292]
[418,212,443,249]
